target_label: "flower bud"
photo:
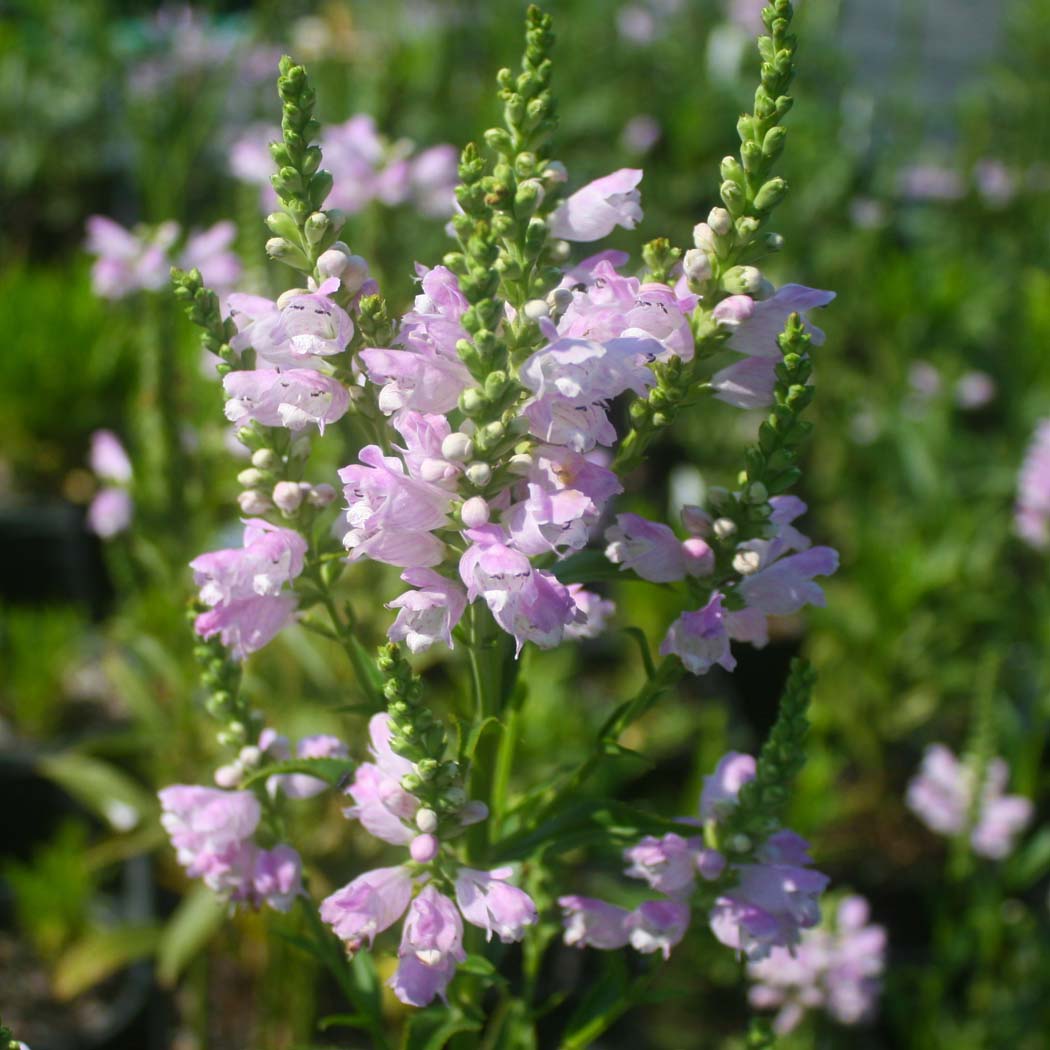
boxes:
[681,505,712,535]
[683,248,712,284]
[237,467,267,488]
[238,746,261,768]
[308,483,336,507]
[304,211,330,244]
[266,237,310,270]
[722,266,764,295]
[416,808,439,833]
[420,458,454,484]
[508,453,533,475]
[465,461,492,486]
[340,254,370,296]
[409,833,439,863]
[238,489,273,515]
[712,517,737,540]
[683,537,715,576]
[692,222,716,253]
[707,207,732,236]
[753,177,788,212]
[543,160,568,183]
[441,432,475,462]
[547,287,573,315]
[251,448,280,470]
[214,763,242,788]
[460,496,490,528]
[523,298,549,321]
[273,480,304,513]
[317,246,350,278]
[732,549,762,575]
[746,481,769,504]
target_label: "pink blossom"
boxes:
[87,488,133,539]
[223,368,350,433]
[179,221,242,292]
[605,513,709,582]
[738,545,839,617]
[700,751,756,821]
[387,567,467,653]
[565,585,616,640]
[339,446,453,567]
[660,592,736,674]
[624,832,700,896]
[267,734,349,800]
[558,896,631,950]
[389,886,466,1006]
[625,899,691,958]
[344,714,418,845]
[550,168,643,242]
[89,430,132,483]
[1016,420,1050,548]
[454,867,539,942]
[85,216,178,299]
[321,866,415,951]
[358,347,473,416]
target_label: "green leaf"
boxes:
[38,752,156,831]
[458,953,507,983]
[318,1013,372,1032]
[1006,826,1050,890]
[622,626,657,679]
[53,924,161,1000]
[239,756,355,790]
[550,549,624,585]
[403,1009,482,1050]
[561,952,630,1049]
[461,716,504,766]
[156,883,226,987]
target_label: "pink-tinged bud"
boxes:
[273,481,304,513]
[410,833,440,863]
[460,497,490,528]
[682,505,712,535]
[340,255,370,296]
[317,247,351,278]
[683,537,714,576]
[214,763,242,788]
[238,489,273,515]
[308,483,336,507]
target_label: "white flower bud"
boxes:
[238,489,273,515]
[465,461,492,486]
[251,448,280,470]
[308,483,337,507]
[416,808,439,833]
[214,763,242,788]
[693,222,717,253]
[547,287,574,316]
[543,160,568,183]
[681,505,712,535]
[420,458,454,483]
[460,496,490,528]
[441,432,475,462]
[683,248,712,284]
[707,207,732,236]
[316,246,351,278]
[237,467,267,488]
[523,298,550,321]
[712,517,737,540]
[273,480,304,513]
[507,453,533,475]
[238,745,261,768]
[732,549,762,575]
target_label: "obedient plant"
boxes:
[162,3,866,1042]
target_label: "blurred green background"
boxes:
[2,1,1050,1048]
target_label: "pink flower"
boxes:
[321,866,415,951]
[193,595,298,661]
[558,896,631,950]
[625,899,691,959]
[223,368,350,433]
[700,751,756,821]
[459,526,579,654]
[738,545,839,617]
[454,867,539,943]
[344,714,418,845]
[660,593,736,675]
[409,145,459,218]
[389,886,466,1007]
[711,285,835,408]
[387,568,468,653]
[85,215,178,299]
[267,734,349,800]
[87,488,133,539]
[250,845,303,912]
[550,169,644,242]
[623,833,700,897]
[179,221,242,292]
[358,347,473,416]
[89,430,132,483]
[1016,419,1050,549]
[339,446,453,567]
[565,585,616,640]
[605,513,711,582]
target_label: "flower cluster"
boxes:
[747,894,887,1034]
[559,751,829,962]
[230,118,459,219]
[1016,419,1050,549]
[86,429,133,539]
[322,714,538,1006]
[86,216,241,302]
[906,744,1033,859]
[159,785,302,911]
